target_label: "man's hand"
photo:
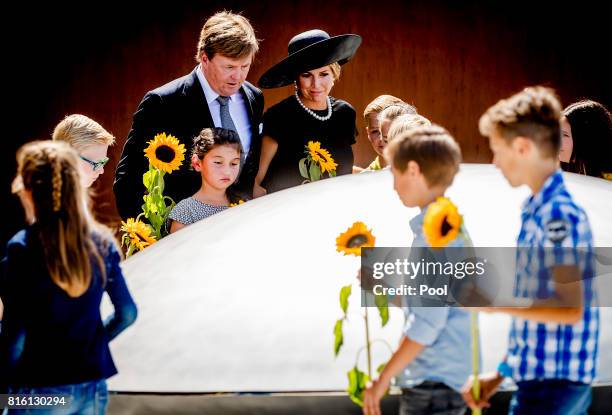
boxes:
[363,378,390,415]
[461,371,504,410]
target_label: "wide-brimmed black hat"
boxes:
[258,29,361,89]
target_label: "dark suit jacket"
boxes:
[113,67,264,220]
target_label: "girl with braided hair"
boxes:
[0,140,137,413]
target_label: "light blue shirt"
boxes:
[396,206,474,392]
[196,65,252,154]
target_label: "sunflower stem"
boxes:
[354,338,394,367]
[126,243,135,258]
[364,300,372,379]
[471,311,481,415]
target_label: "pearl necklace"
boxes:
[294,91,333,121]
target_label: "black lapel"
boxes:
[240,84,257,134]
[184,66,214,127]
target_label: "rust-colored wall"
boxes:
[3,0,610,246]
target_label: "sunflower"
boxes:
[230,200,245,207]
[423,197,462,248]
[336,221,376,256]
[307,141,338,174]
[120,218,157,251]
[144,133,186,173]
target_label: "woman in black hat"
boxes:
[253,29,361,196]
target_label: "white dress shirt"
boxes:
[196,65,252,155]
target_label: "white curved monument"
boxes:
[106,164,612,396]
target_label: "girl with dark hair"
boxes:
[560,99,612,179]
[168,127,244,233]
[0,140,137,414]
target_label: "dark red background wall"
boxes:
[2,0,610,246]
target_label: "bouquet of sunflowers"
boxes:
[299,141,337,183]
[121,133,186,257]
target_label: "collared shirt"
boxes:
[396,206,474,392]
[507,170,599,384]
[196,65,252,154]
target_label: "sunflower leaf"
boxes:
[298,158,309,179]
[374,293,389,327]
[309,162,321,181]
[142,194,152,215]
[154,193,166,212]
[339,284,351,315]
[156,169,165,193]
[347,366,369,407]
[329,170,337,177]
[147,192,160,214]
[143,169,155,191]
[333,318,344,356]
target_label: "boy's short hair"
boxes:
[195,11,259,61]
[385,124,462,188]
[52,114,115,151]
[387,114,432,143]
[378,103,418,125]
[363,95,405,126]
[479,86,562,158]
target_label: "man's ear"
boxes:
[200,52,209,66]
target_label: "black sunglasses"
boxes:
[80,155,109,171]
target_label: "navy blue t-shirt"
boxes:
[0,225,137,389]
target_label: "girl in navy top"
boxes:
[0,141,137,414]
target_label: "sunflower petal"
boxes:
[336,221,376,257]
[423,197,463,248]
[144,133,186,174]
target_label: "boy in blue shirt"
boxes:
[463,86,598,414]
[363,124,473,415]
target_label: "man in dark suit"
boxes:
[114,11,264,220]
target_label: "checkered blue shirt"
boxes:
[507,170,599,384]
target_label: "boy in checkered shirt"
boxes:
[462,86,599,414]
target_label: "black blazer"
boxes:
[113,67,264,220]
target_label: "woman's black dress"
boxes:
[262,96,357,193]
